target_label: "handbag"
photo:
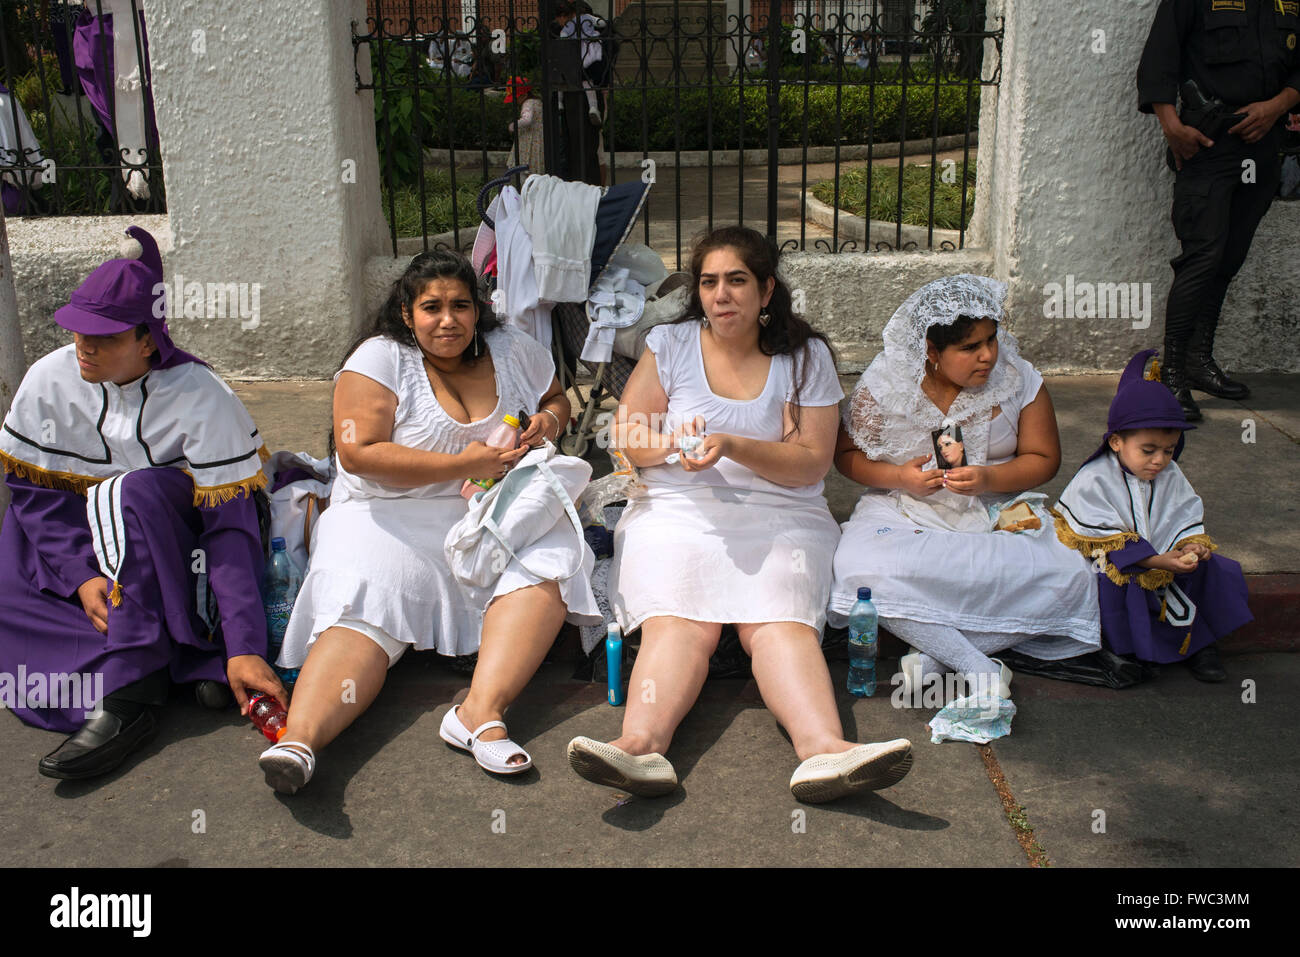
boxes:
[444,442,592,592]
[265,451,334,576]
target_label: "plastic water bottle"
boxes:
[461,413,522,498]
[606,623,625,706]
[847,586,878,697]
[248,692,288,742]
[264,538,301,685]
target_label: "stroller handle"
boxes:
[477,165,530,230]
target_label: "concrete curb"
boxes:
[802,188,965,249]
[1233,575,1300,654]
[424,131,977,171]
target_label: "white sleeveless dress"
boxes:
[279,325,601,666]
[609,321,845,633]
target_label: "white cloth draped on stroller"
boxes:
[472,168,691,457]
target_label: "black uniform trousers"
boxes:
[1166,128,1283,350]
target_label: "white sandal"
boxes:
[790,739,913,803]
[259,740,315,795]
[439,705,532,775]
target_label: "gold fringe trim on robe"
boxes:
[109,579,123,607]
[191,469,270,508]
[3,446,272,507]
[0,449,101,496]
[1136,567,1174,591]
[1175,532,1217,554]
[1050,508,1138,586]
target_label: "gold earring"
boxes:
[759,308,770,327]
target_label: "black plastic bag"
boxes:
[998,647,1155,690]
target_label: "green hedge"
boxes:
[607,81,977,152]
[421,79,978,154]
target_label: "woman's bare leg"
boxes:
[737,621,856,761]
[609,616,722,756]
[455,581,568,765]
[280,626,390,752]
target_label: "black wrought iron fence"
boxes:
[0,1,164,217]
[354,0,1000,263]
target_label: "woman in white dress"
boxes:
[830,274,1100,702]
[258,251,600,794]
[567,226,914,803]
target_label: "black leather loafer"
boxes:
[38,708,158,780]
[1186,643,1227,683]
[194,680,233,710]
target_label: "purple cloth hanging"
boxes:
[71,7,158,145]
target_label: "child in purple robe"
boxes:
[0,226,285,779]
[1053,350,1253,682]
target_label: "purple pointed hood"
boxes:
[54,225,203,369]
[1083,349,1194,465]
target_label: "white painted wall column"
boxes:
[142,0,388,377]
[973,0,1299,372]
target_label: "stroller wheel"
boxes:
[560,432,590,458]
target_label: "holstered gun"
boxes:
[1165,79,1247,170]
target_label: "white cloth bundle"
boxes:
[492,186,553,349]
[519,174,602,303]
[265,451,335,578]
[0,86,44,188]
[582,266,646,364]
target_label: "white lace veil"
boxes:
[844,274,1024,468]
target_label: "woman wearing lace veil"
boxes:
[829,275,1100,701]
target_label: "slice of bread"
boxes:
[996,500,1041,533]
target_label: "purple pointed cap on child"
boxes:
[1083,349,1195,465]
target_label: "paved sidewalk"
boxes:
[0,373,1294,866]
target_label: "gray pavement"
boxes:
[0,372,1295,867]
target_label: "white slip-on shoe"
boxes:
[790,739,913,804]
[566,736,677,797]
[991,658,1013,699]
[899,647,923,699]
[259,741,316,795]
[439,705,532,774]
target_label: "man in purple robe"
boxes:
[0,225,286,779]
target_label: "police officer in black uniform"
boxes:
[1138,1,1300,421]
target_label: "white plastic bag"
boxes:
[444,442,592,591]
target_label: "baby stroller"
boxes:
[472,166,692,457]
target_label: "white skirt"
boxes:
[609,486,841,633]
[279,493,601,666]
[828,491,1100,657]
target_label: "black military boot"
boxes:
[1186,324,1250,400]
[1160,341,1202,421]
